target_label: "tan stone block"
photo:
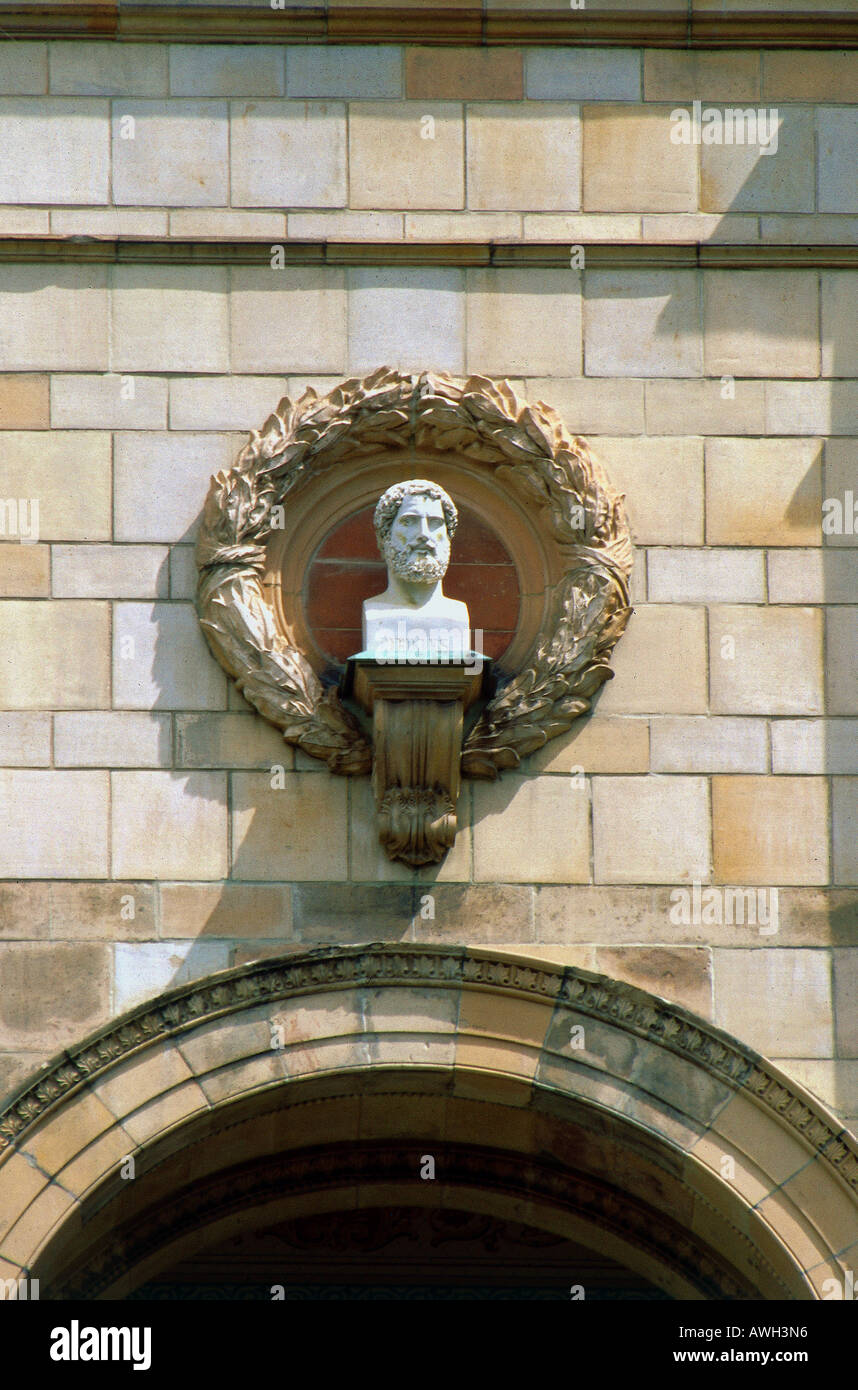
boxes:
[0,431,111,541]
[160,882,292,938]
[0,1151,48,1242]
[467,102,580,212]
[701,107,815,213]
[762,51,858,103]
[114,432,239,543]
[705,438,822,546]
[768,550,858,605]
[714,949,832,1057]
[0,376,49,429]
[168,375,283,431]
[21,1090,116,1175]
[115,939,230,1011]
[50,881,156,940]
[54,712,171,769]
[766,382,858,436]
[640,213,759,243]
[584,271,701,377]
[525,379,645,437]
[465,268,580,377]
[592,775,710,885]
[349,776,470,884]
[651,716,766,775]
[771,720,858,775]
[0,97,108,204]
[0,544,49,597]
[0,601,110,708]
[644,50,760,101]
[407,47,522,100]
[523,213,640,242]
[169,44,284,97]
[351,101,464,211]
[778,1155,858,1261]
[709,606,823,716]
[0,713,51,768]
[289,210,403,240]
[405,212,520,241]
[50,41,167,96]
[833,778,858,886]
[0,883,51,939]
[583,105,697,212]
[0,1051,50,1096]
[0,1183,77,1266]
[112,771,228,880]
[112,603,227,710]
[703,271,819,379]
[176,712,291,769]
[50,373,167,430]
[52,544,169,599]
[648,547,765,603]
[0,941,110,1048]
[348,267,464,376]
[712,776,829,885]
[293,882,412,940]
[113,100,228,207]
[231,267,346,374]
[596,946,712,1017]
[645,379,766,436]
[590,436,702,544]
[0,266,108,371]
[705,1089,814,1188]
[0,208,49,234]
[58,1124,137,1200]
[119,1081,210,1147]
[170,209,286,238]
[198,1051,286,1106]
[50,209,168,237]
[413,885,534,942]
[0,41,46,95]
[530,715,649,774]
[168,545,196,600]
[596,605,708,714]
[232,99,346,207]
[472,775,590,883]
[232,771,348,880]
[112,266,228,373]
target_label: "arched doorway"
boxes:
[1,946,855,1299]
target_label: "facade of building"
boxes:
[0,0,856,1299]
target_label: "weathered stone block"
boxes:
[112,266,229,373]
[709,606,823,716]
[0,713,51,767]
[466,268,580,376]
[713,948,832,1057]
[231,772,348,880]
[701,106,814,213]
[833,778,858,886]
[50,881,157,940]
[473,776,590,883]
[112,603,227,710]
[169,44,284,96]
[703,271,819,378]
[592,775,710,884]
[408,47,522,100]
[650,716,767,774]
[287,46,402,99]
[113,432,238,543]
[114,940,231,1012]
[529,47,640,100]
[771,720,858,775]
[112,100,228,206]
[0,601,110,709]
[232,99,346,207]
[50,373,167,430]
[0,267,108,371]
[819,109,858,214]
[160,882,292,938]
[597,605,708,714]
[348,267,464,376]
[530,715,649,775]
[52,545,169,599]
[584,271,701,377]
[593,437,703,544]
[111,771,229,880]
[0,545,50,598]
[467,102,580,211]
[231,268,347,374]
[0,376,49,430]
[648,547,765,603]
[644,380,766,436]
[54,712,171,768]
[350,101,463,210]
[705,438,822,546]
[175,712,290,768]
[712,776,829,885]
[0,98,108,203]
[583,105,697,212]
[169,376,284,431]
[50,41,167,96]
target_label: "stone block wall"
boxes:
[0,37,855,1136]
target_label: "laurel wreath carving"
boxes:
[195,368,633,779]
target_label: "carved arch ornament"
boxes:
[196,369,633,783]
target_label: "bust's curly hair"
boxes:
[373,480,458,550]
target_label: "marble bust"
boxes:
[362,479,471,661]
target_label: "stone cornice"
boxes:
[0,4,856,48]
[0,238,857,270]
[1,943,856,1202]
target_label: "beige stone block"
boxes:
[472,776,590,883]
[53,210,168,240]
[648,547,765,603]
[58,1124,138,1200]
[597,945,712,1016]
[49,881,157,940]
[0,1151,48,1242]
[645,379,766,436]
[22,1090,116,1174]
[170,209,286,238]
[169,375,283,431]
[762,50,858,102]
[0,544,49,597]
[405,212,520,241]
[467,102,580,212]
[523,212,640,241]
[0,375,49,430]
[822,272,858,379]
[176,712,290,768]
[525,379,644,437]
[833,948,858,1058]
[703,271,819,379]
[780,1149,858,1256]
[160,882,292,938]
[766,382,858,437]
[466,268,580,376]
[50,373,167,430]
[231,267,346,374]
[833,778,858,886]
[713,948,832,1057]
[114,939,230,1011]
[597,605,708,714]
[289,210,403,240]
[0,208,49,234]
[768,550,858,605]
[52,544,169,599]
[530,715,648,775]
[651,716,767,774]
[1,1183,78,1266]
[0,712,51,767]
[583,105,697,212]
[705,438,822,546]
[0,98,108,203]
[591,437,703,544]
[170,44,284,96]
[827,608,858,715]
[0,601,110,709]
[168,545,197,600]
[231,99,346,207]
[54,712,171,768]
[347,267,464,375]
[644,50,760,101]
[709,606,823,716]
[120,1080,210,1148]
[592,775,710,885]
[0,41,46,94]
[113,602,227,710]
[287,46,402,99]
[640,213,759,243]
[409,47,522,100]
[584,271,701,377]
[0,266,108,371]
[771,720,858,775]
[50,41,167,95]
[701,107,815,213]
[761,215,858,246]
[92,1042,196,1120]
[819,109,858,214]
[0,431,111,542]
[114,431,239,542]
[112,771,228,879]
[712,776,829,885]
[112,266,228,373]
[231,771,348,880]
[349,102,463,211]
[112,99,228,206]
[0,773,108,878]
[349,776,470,883]
[0,883,51,939]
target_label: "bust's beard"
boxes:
[385,542,449,583]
